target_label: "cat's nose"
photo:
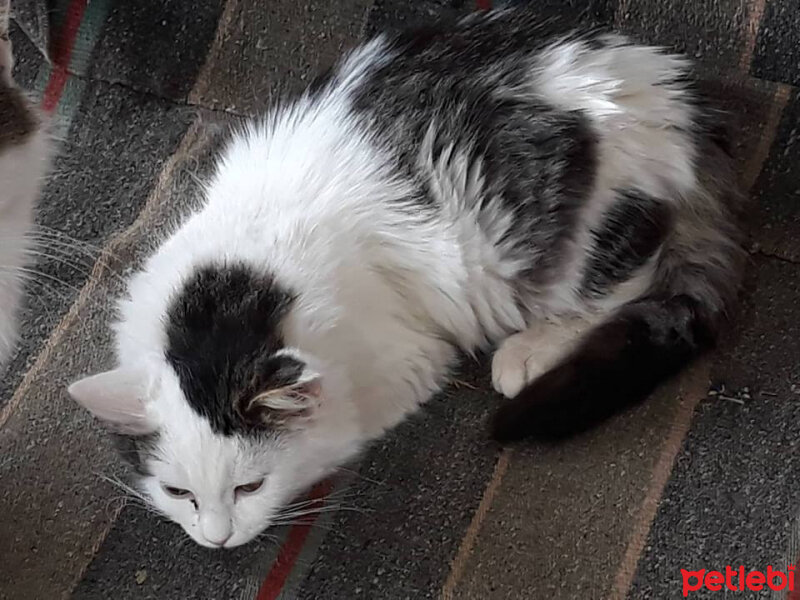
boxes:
[204,529,232,547]
[200,510,232,547]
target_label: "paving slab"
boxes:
[188,0,374,117]
[86,0,227,101]
[750,87,800,262]
[616,0,750,72]
[453,376,697,600]
[752,0,800,86]
[628,255,800,599]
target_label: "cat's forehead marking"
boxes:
[163,263,296,436]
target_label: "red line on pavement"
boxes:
[41,0,88,112]
[476,0,493,10]
[256,481,333,600]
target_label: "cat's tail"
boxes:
[491,136,747,443]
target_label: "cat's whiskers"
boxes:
[0,243,127,322]
[20,228,135,286]
[0,238,95,275]
[96,472,153,508]
[23,225,115,256]
[279,491,349,509]
[17,276,74,317]
[0,266,75,309]
[332,465,386,487]
[8,265,82,294]
[270,501,371,530]
[255,530,282,548]
[19,234,106,262]
[21,233,129,285]
[269,519,336,533]
[19,247,98,276]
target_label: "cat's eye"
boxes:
[235,479,264,496]
[162,484,193,499]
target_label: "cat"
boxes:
[68,9,744,549]
[0,4,50,368]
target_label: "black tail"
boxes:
[491,295,718,442]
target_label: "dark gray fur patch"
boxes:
[349,11,599,288]
[164,264,302,436]
[0,83,37,149]
[580,190,673,298]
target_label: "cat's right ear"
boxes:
[67,367,157,435]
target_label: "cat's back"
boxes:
[349,10,696,188]
[340,10,706,311]
[117,10,724,363]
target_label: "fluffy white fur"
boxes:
[70,34,706,548]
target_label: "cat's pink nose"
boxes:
[205,531,231,547]
[200,511,232,547]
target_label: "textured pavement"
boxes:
[0,0,799,599]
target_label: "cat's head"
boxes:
[68,265,360,548]
[68,350,350,548]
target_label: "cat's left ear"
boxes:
[237,352,323,430]
[67,367,157,435]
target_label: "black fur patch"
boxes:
[488,102,598,285]
[164,264,301,435]
[491,295,717,442]
[581,190,673,298]
[351,11,600,288]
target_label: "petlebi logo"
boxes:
[681,565,796,596]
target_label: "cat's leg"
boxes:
[492,317,595,399]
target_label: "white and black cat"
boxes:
[69,9,744,549]
[0,2,50,367]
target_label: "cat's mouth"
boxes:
[189,529,249,549]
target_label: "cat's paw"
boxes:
[491,333,550,399]
[492,319,592,399]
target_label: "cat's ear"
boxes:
[67,367,157,435]
[237,353,323,430]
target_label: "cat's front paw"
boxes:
[491,334,548,399]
